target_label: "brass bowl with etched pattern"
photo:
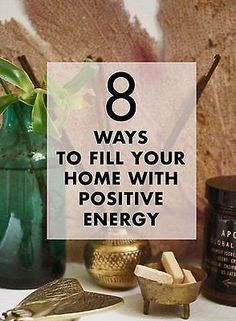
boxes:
[84,240,151,290]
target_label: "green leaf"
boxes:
[0,94,19,114]
[0,58,34,93]
[19,93,37,107]
[47,77,68,108]
[42,73,47,88]
[32,90,47,134]
[64,62,99,95]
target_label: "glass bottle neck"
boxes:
[2,102,32,132]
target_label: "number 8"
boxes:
[106,71,136,121]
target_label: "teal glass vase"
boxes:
[0,102,65,289]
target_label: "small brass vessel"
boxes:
[136,263,207,319]
[84,239,151,290]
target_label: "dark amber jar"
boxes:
[202,175,236,306]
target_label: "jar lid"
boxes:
[205,175,236,209]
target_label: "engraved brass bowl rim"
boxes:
[86,269,138,290]
[87,269,135,276]
[136,263,207,305]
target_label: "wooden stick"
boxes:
[17,55,41,88]
[197,54,221,102]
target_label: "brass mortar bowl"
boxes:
[135,263,207,319]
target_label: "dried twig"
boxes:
[197,54,221,102]
[17,55,41,88]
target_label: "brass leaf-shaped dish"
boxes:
[3,278,123,321]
